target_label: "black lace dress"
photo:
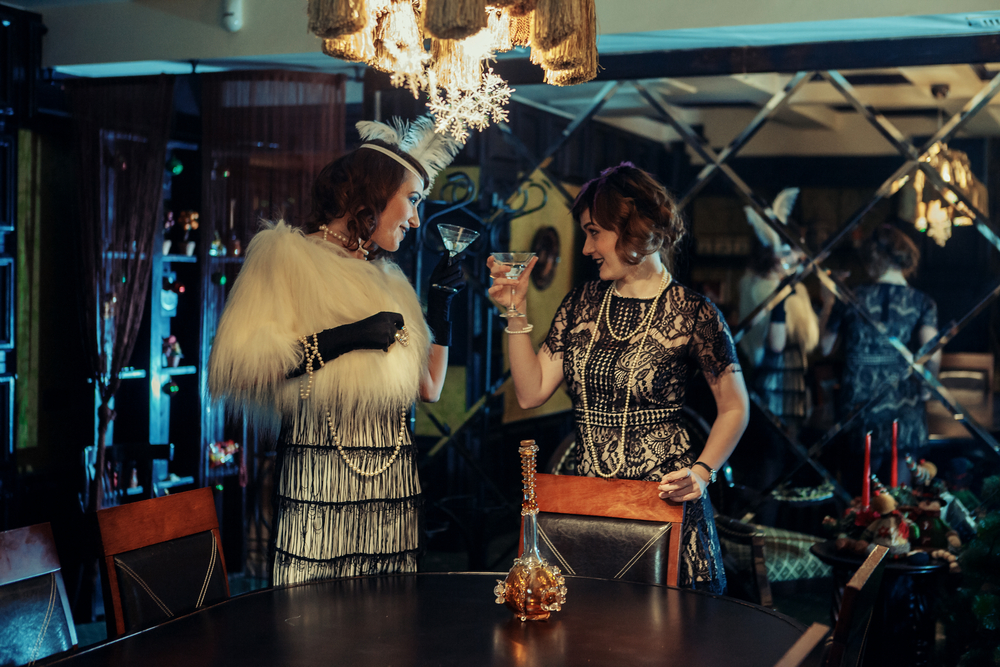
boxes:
[829,283,937,487]
[542,279,741,594]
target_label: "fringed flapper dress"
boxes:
[542,279,741,595]
[208,223,432,586]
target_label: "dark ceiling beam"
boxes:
[494,33,1000,84]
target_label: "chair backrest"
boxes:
[0,522,77,666]
[715,513,773,608]
[774,622,830,667]
[527,473,685,587]
[825,545,889,667]
[96,487,230,638]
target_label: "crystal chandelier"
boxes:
[908,143,983,247]
[308,0,598,141]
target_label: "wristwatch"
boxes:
[692,461,716,484]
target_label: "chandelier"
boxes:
[907,143,984,247]
[307,0,598,141]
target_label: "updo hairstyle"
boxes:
[570,162,685,270]
[865,224,920,279]
[304,139,428,259]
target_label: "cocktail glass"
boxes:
[433,224,480,293]
[490,252,536,318]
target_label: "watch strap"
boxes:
[692,461,716,484]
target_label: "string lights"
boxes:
[309,0,598,141]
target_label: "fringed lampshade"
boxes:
[308,0,368,39]
[307,0,597,140]
[424,0,488,40]
[538,0,596,85]
[531,0,584,51]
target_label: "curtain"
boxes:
[68,75,175,512]
[200,70,346,249]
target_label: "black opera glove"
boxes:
[770,296,787,323]
[287,311,404,379]
[426,252,466,347]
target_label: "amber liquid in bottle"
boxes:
[494,440,567,621]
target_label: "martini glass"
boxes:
[491,252,536,318]
[433,224,480,293]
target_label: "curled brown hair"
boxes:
[304,139,428,259]
[570,162,685,269]
[865,223,920,279]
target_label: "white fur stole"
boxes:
[208,222,431,427]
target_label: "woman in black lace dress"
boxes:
[819,224,940,493]
[488,163,749,594]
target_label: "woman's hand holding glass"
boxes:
[487,255,539,320]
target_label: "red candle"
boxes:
[890,420,899,489]
[862,431,872,510]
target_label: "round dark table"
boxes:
[53,573,805,667]
[810,541,950,667]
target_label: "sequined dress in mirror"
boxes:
[542,280,741,594]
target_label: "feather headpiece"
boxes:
[356,115,463,193]
[744,187,800,250]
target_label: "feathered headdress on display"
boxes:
[743,187,800,251]
[356,115,463,194]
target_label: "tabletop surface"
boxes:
[810,541,950,574]
[54,572,805,667]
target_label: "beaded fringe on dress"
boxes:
[272,404,421,586]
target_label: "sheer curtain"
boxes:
[200,70,346,248]
[68,75,175,511]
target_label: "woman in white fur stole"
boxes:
[209,119,463,585]
[737,189,819,435]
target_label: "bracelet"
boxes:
[504,324,534,335]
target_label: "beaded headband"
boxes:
[359,143,424,181]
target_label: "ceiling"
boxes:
[23,2,1000,157]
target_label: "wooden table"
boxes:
[53,573,806,667]
[811,542,949,667]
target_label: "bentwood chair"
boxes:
[0,523,77,666]
[96,487,230,638]
[824,545,889,667]
[715,513,774,607]
[529,473,685,587]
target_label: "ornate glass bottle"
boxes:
[494,440,567,621]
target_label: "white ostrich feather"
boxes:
[744,187,801,249]
[355,116,462,189]
[398,116,463,184]
[772,187,800,224]
[356,120,402,145]
[744,205,783,250]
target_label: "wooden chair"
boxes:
[774,622,831,667]
[824,545,889,667]
[0,522,77,666]
[96,487,230,638]
[715,513,773,607]
[528,473,685,587]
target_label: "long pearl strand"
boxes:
[298,332,324,400]
[328,408,407,477]
[576,270,671,478]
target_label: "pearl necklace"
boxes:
[319,224,369,259]
[605,272,669,341]
[576,270,671,478]
[327,408,407,477]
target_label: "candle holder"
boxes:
[494,440,567,621]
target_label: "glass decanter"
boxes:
[494,440,567,621]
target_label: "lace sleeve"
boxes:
[692,298,741,379]
[541,288,577,358]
